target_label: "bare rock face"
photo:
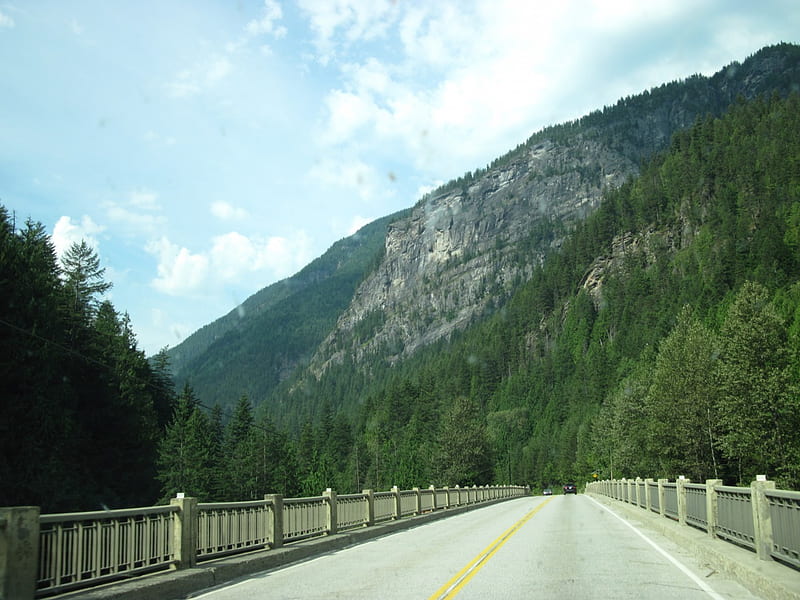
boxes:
[301,45,800,381]
[311,137,637,376]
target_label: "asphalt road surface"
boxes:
[189,494,762,599]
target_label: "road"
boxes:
[189,494,761,599]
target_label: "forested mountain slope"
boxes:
[167,209,409,414]
[168,44,800,496]
[286,92,800,495]
[269,43,800,421]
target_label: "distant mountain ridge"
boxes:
[167,209,410,412]
[170,43,800,418]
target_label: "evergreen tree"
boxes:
[645,307,721,480]
[156,384,214,500]
[715,282,800,486]
[223,395,259,500]
[434,396,492,486]
[60,239,112,324]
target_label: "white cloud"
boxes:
[51,215,105,260]
[0,11,14,28]
[104,189,166,235]
[146,231,313,297]
[146,237,210,296]
[210,201,249,221]
[309,157,381,200]
[297,0,397,62]
[165,56,232,98]
[246,0,287,38]
[129,189,160,210]
[313,0,730,179]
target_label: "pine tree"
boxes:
[60,240,112,322]
[157,384,214,500]
[715,282,800,487]
[645,306,721,480]
[223,395,258,500]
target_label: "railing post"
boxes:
[362,490,375,527]
[170,496,198,569]
[635,477,642,507]
[429,485,437,511]
[676,476,689,525]
[265,494,284,548]
[705,479,722,539]
[644,478,654,511]
[444,487,451,508]
[657,479,667,517]
[392,486,401,519]
[0,506,39,600]
[751,478,776,561]
[413,487,421,515]
[323,489,337,535]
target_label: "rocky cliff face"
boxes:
[306,44,800,379]
[311,137,636,375]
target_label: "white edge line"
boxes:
[586,495,726,600]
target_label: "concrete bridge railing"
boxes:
[586,477,800,571]
[1,484,528,599]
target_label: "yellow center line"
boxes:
[428,497,553,600]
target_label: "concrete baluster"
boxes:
[657,479,667,517]
[392,486,401,520]
[751,478,776,561]
[362,489,375,527]
[170,496,198,569]
[323,489,337,535]
[644,478,654,512]
[704,479,722,539]
[676,476,690,525]
[265,494,284,548]
[0,506,39,600]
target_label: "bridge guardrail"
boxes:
[1,484,527,598]
[587,477,799,571]
[36,505,178,597]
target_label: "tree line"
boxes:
[3,92,799,512]
[0,214,173,511]
[263,93,800,492]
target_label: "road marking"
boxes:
[586,495,726,600]
[428,497,553,600]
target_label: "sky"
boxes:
[2,1,799,356]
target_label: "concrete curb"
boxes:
[54,497,518,600]
[586,492,800,600]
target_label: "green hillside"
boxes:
[168,209,410,416]
[277,93,800,494]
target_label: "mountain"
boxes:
[171,43,800,422]
[167,209,410,414]
[292,44,800,386]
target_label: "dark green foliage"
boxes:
[263,91,800,493]
[168,210,411,415]
[6,46,800,512]
[0,215,174,511]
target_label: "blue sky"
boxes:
[2,1,798,356]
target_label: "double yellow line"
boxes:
[428,497,553,600]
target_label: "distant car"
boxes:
[543,488,553,496]
[563,483,577,494]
